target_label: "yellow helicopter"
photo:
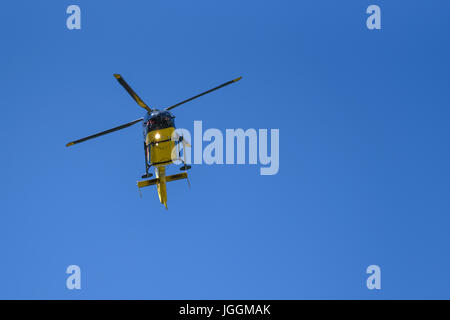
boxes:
[66,74,242,208]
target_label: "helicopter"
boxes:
[66,74,242,208]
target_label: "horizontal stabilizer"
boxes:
[166,172,188,183]
[137,178,159,188]
[137,172,188,189]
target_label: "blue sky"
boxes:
[1,0,450,299]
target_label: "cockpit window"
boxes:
[146,113,174,131]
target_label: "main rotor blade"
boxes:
[66,118,144,147]
[113,74,152,112]
[165,76,242,111]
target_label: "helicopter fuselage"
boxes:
[141,110,178,208]
[143,110,176,168]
